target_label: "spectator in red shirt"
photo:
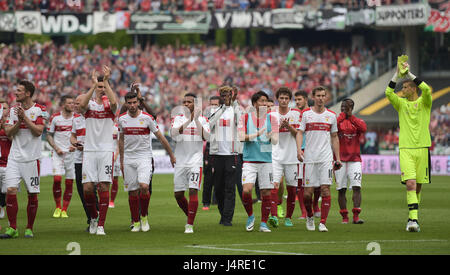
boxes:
[335,98,367,225]
[140,0,151,11]
[0,0,8,11]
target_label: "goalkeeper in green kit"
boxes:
[385,56,432,232]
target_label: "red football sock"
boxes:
[352,207,361,222]
[26,194,38,230]
[297,182,307,217]
[270,188,278,216]
[6,194,18,229]
[340,209,349,219]
[98,191,110,227]
[128,194,140,223]
[304,193,313,218]
[261,194,271,223]
[62,179,73,211]
[176,196,188,216]
[242,192,253,217]
[313,188,321,213]
[53,175,62,208]
[139,192,151,217]
[84,192,99,220]
[111,177,118,203]
[187,193,198,225]
[320,196,331,224]
[285,186,296,219]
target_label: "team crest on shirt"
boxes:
[325,116,330,122]
[30,112,36,120]
[139,118,145,125]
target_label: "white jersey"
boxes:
[215,107,235,155]
[71,114,85,164]
[83,100,115,152]
[171,114,210,167]
[271,108,301,164]
[113,123,119,153]
[299,108,337,163]
[118,111,159,159]
[6,103,46,162]
[48,112,74,152]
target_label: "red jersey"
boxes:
[337,113,367,162]
[0,128,12,167]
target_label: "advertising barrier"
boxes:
[38,154,450,176]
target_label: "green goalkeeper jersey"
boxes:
[385,80,432,149]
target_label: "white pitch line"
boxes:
[186,239,448,254]
[221,239,449,246]
[185,245,309,255]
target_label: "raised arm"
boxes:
[102,66,117,113]
[80,71,97,114]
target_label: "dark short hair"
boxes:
[124,92,138,102]
[60,95,73,106]
[18,80,35,97]
[251,91,269,105]
[276,87,292,99]
[343,98,355,110]
[312,86,327,96]
[97,76,104,82]
[401,80,419,94]
[294,90,308,99]
[184,93,197,99]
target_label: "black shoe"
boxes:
[222,221,232,226]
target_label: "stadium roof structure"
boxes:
[356,78,450,124]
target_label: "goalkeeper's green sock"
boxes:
[407,190,419,220]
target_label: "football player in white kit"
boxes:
[296,86,342,232]
[79,67,117,235]
[170,93,210,233]
[1,80,46,239]
[119,91,175,232]
[47,95,76,219]
[271,87,302,227]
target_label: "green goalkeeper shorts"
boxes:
[399,148,431,184]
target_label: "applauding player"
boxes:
[271,87,302,227]
[171,93,209,233]
[79,66,117,236]
[1,80,46,239]
[119,92,175,232]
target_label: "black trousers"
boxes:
[211,154,237,224]
[202,155,216,206]
[75,163,98,225]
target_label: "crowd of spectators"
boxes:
[0,0,423,13]
[0,40,382,135]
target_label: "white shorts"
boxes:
[334,162,362,190]
[113,156,122,177]
[0,166,6,193]
[273,162,301,187]
[82,151,114,184]
[303,161,333,188]
[242,162,274,190]
[5,159,41,194]
[123,157,153,192]
[174,166,202,192]
[52,151,75,179]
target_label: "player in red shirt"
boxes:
[0,101,11,220]
[335,98,367,224]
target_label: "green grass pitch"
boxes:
[0,174,449,255]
